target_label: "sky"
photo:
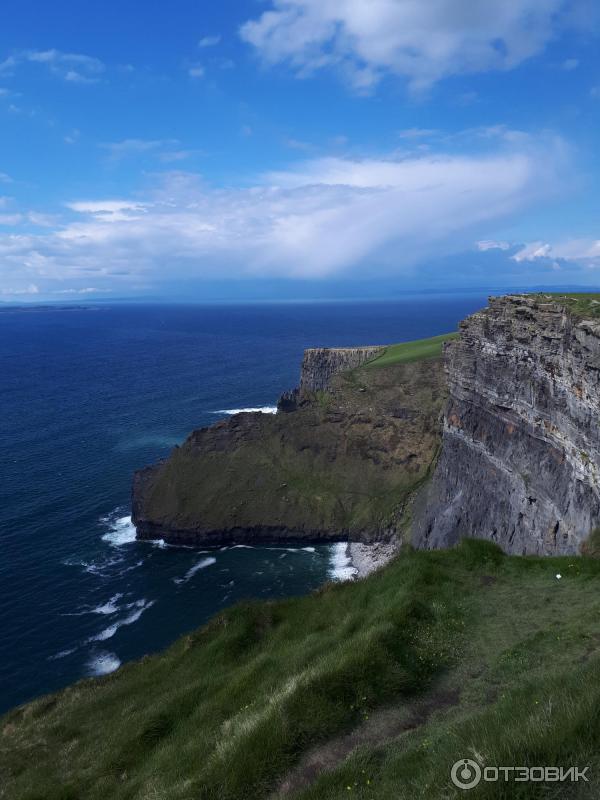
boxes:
[1,0,599,301]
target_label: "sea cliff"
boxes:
[413,294,600,555]
[133,294,600,556]
[132,342,449,545]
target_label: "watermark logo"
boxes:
[451,759,482,790]
[450,759,589,790]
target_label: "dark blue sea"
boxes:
[0,295,488,713]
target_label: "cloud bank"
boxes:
[0,133,568,295]
[513,239,600,268]
[240,0,589,90]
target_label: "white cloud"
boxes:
[0,213,23,226]
[477,240,511,251]
[512,241,553,261]
[0,134,567,293]
[64,69,100,84]
[1,283,39,295]
[198,36,221,48]
[240,0,588,91]
[513,239,600,266]
[64,129,80,145]
[398,128,439,139]
[100,139,179,161]
[159,150,198,163]
[188,64,205,79]
[66,200,148,222]
[0,49,105,83]
[562,57,579,70]
[52,287,112,295]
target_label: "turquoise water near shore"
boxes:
[0,295,488,712]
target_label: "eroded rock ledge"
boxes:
[413,295,600,555]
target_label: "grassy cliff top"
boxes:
[365,332,458,369]
[533,292,600,319]
[4,540,600,800]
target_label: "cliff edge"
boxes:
[132,341,449,545]
[413,294,600,555]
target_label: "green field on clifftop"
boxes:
[535,292,600,319]
[4,540,600,800]
[365,332,459,368]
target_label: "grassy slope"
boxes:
[4,542,600,799]
[365,333,459,369]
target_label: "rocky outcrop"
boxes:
[132,350,447,546]
[413,295,600,555]
[300,347,383,392]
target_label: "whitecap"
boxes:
[92,593,123,615]
[88,599,155,642]
[63,555,124,577]
[328,542,357,582]
[153,539,168,549]
[115,559,144,576]
[173,557,217,585]
[213,406,277,415]
[48,647,77,661]
[88,652,121,676]
[101,514,137,546]
[63,593,123,617]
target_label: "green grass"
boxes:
[365,333,459,369]
[533,292,600,319]
[5,541,600,799]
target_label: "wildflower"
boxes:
[555,573,562,580]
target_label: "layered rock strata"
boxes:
[413,295,600,555]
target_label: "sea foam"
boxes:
[173,556,217,585]
[328,542,357,582]
[214,406,277,415]
[88,599,155,642]
[101,513,137,546]
[88,651,121,676]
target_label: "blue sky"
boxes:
[1,0,599,301]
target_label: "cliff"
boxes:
[299,346,384,391]
[413,294,600,555]
[132,341,450,545]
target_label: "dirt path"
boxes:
[273,687,460,797]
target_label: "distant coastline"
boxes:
[0,304,91,313]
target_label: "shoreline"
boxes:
[347,540,398,579]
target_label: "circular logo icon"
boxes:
[451,758,482,790]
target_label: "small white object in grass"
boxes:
[556,573,562,580]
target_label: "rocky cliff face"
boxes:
[413,295,600,555]
[132,349,447,545]
[300,347,384,392]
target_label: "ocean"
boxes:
[0,294,488,713]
